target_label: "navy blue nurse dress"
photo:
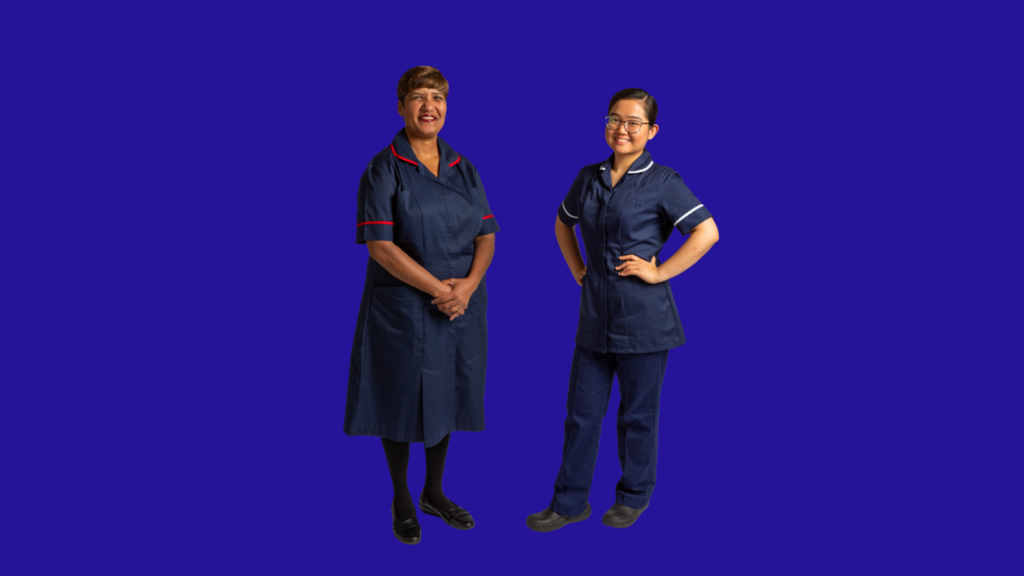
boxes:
[557,149,711,353]
[344,129,500,447]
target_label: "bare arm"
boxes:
[616,218,719,283]
[366,240,451,298]
[466,233,495,285]
[555,216,587,285]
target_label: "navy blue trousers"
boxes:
[550,345,670,517]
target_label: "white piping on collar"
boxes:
[600,166,606,171]
[628,161,654,174]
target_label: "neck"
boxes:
[612,149,644,172]
[405,129,438,160]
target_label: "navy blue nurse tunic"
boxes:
[344,129,500,447]
[557,149,711,353]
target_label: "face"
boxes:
[605,99,658,156]
[398,87,446,139]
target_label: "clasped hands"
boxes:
[431,278,477,321]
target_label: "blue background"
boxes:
[5,1,1022,574]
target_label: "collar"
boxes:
[390,129,461,175]
[600,148,654,174]
[599,149,654,188]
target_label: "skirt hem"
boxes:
[344,424,485,447]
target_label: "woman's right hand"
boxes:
[432,281,453,299]
[573,266,586,286]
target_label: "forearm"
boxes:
[656,222,718,282]
[465,233,495,285]
[555,216,585,275]
[366,241,449,298]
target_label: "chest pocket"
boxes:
[618,194,664,260]
[626,193,657,209]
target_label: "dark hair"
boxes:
[397,66,449,103]
[608,88,658,126]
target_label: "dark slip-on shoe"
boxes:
[601,501,650,528]
[525,503,591,532]
[418,493,475,530]
[392,502,422,544]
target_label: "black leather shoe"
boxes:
[418,492,475,530]
[525,503,591,532]
[392,502,422,544]
[601,501,649,528]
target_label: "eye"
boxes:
[628,121,641,128]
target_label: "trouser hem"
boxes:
[616,493,651,509]
[550,497,589,517]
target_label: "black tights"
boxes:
[381,434,453,520]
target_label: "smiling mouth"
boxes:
[614,137,630,144]
[419,115,437,122]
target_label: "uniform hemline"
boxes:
[343,424,486,447]
[574,339,686,355]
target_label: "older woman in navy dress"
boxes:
[527,88,719,532]
[344,66,499,544]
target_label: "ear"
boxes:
[397,100,404,116]
[647,123,659,140]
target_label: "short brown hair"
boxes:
[397,66,449,103]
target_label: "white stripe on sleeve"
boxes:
[673,204,704,226]
[562,201,578,219]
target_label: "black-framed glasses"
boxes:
[605,116,651,134]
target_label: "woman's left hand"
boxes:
[431,277,478,320]
[616,254,662,284]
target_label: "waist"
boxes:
[366,256,477,287]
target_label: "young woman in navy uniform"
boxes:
[526,88,719,531]
[344,67,499,544]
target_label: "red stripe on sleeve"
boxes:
[357,221,394,226]
[482,215,494,220]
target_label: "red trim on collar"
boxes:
[448,155,461,167]
[482,215,494,220]
[390,144,418,166]
[357,221,394,226]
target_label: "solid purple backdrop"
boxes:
[5,2,1022,574]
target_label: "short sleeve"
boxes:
[659,173,712,235]
[470,163,500,236]
[557,168,586,227]
[356,161,397,244]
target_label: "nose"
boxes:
[615,122,628,135]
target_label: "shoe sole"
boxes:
[526,504,591,533]
[601,502,649,528]
[392,530,421,545]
